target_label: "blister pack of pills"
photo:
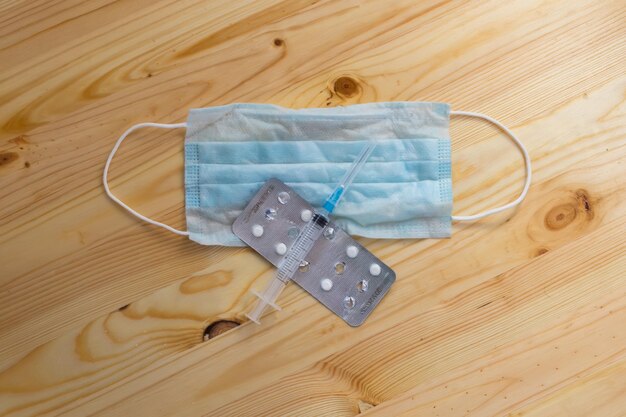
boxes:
[232,178,395,326]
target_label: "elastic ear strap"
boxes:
[450,111,532,222]
[103,122,189,236]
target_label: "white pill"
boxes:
[320,278,333,291]
[300,209,313,222]
[251,224,264,237]
[369,263,382,276]
[275,242,287,255]
[346,245,359,258]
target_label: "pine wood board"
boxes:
[0,0,624,416]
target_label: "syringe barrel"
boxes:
[276,213,327,282]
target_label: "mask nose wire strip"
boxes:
[449,111,532,222]
[103,122,190,236]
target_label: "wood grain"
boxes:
[0,0,624,416]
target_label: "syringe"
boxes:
[246,212,328,323]
[246,141,377,324]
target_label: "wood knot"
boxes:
[333,76,359,98]
[0,152,19,167]
[180,270,232,294]
[544,204,576,230]
[543,189,595,232]
[273,38,284,47]
[528,189,597,243]
[203,320,239,341]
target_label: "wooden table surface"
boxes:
[1,1,624,416]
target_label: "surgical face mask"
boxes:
[103,102,531,246]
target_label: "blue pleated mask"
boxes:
[104,102,530,246]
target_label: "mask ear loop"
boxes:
[449,111,532,221]
[103,122,190,236]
